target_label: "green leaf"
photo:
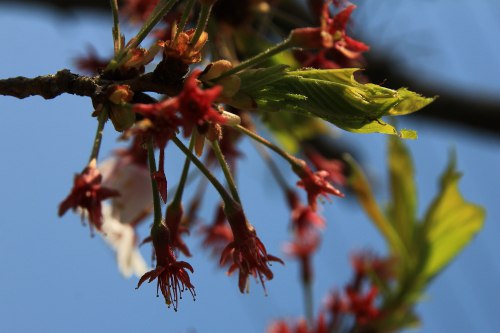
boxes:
[344,154,405,256]
[387,136,417,246]
[421,153,485,280]
[237,68,434,137]
[388,88,436,116]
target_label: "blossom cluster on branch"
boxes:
[0,0,485,332]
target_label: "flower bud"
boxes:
[109,105,136,132]
[107,85,135,132]
[108,85,134,105]
[289,27,333,49]
[202,60,234,81]
[202,60,241,99]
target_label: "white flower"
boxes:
[99,155,152,225]
[100,205,149,278]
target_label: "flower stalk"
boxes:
[88,108,108,166]
[173,0,196,45]
[171,134,196,206]
[304,280,314,327]
[108,0,178,69]
[211,139,241,203]
[147,138,163,226]
[172,136,236,208]
[190,1,214,47]
[214,36,293,80]
[110,0,121,55]
[234,124,303,169]
[253,141,290,192]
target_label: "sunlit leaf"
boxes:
[236,68,433,137]
[387,136,417,245]
[421,153,485,280]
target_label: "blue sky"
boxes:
[0,2,499,333]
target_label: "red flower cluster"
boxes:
[133,98,179,202]
[177,69,224,136]
[267,315,327,333]
[200,203,234,258]
[321,4,370,58]
[165,202,191,257]
[221,234,283,293]
[327,287,380,326]
[295,164,344,211]
[131,70,224,202]
[287,190,325,235]
[58,166,120,232]
[304,149,346,187]
[292,2,369,69]
[325,252,395,327]
[284,190,324,284]
[136,222,195,311]
[221,206,283,293]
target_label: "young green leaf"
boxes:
[387,136,418,246]
[236,68,434,138]
[420,153,485,280]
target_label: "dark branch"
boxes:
[2,0,500,135]
[0,70,101,100]
[0,70,178,101]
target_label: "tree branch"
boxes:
[0,70,179,100]
[2,0,500,136]
[0,70,100,100]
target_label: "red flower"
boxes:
[351,251,396,285]
[152,148,168,203]
[284,190,324,283]
[221,206,283,293]
[165,202,191,257]
[200,203,234,258]
[324,252,387,327]
[136,222,195,311]
[267,315,327,333]
[345,285,380,324]
[321,4,370,59]
[326,290,350,319]
[267,321,293,333]
[290,3,369,60]
[177,69,225,137]
[163,29,208,65]
[287,190,325,235]
[284,232,320,283]
[132,97,181,150]
[58,166,120,232]
[305,149,346,187]
[114,135,148,168]
[295,164,344,211]
[284,233,321,259]
[132,97,181,202]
